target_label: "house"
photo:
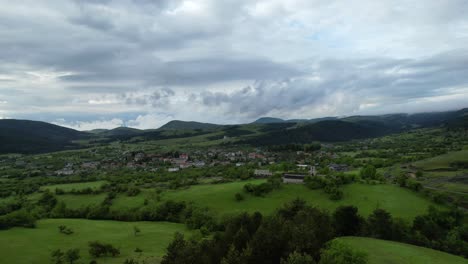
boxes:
[194,161,206,167]
[134,152,146,162]
[282,174,306,184]
[328,163,349,172]
[55,168,74,176]
[254,169,272,178]
[310,166,317,176]
[179,163,192,169]
[81,161,100,169]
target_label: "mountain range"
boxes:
[0,108,466,154]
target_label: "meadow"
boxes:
[338,236,468,264]
[65,179,446,220]
[413,149,468,171]
[0,219,190,264]
[159,180,442,219]
[40,180,108,192]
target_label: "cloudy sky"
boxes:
[0,0,468,130]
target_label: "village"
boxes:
[0,146,351,185]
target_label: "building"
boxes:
[310,166,317,176]
[282,174,306,184]
[254,169,273,178]
[168,167,180,172]
[328,163,349,172]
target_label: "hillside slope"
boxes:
[338,236,467,264]
[0,119,87,154]
[159,120,221,130]
[243,120,396,145]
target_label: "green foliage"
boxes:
[366,208,393,240]
[337,236,468,264]
[133,226,140,236]
[319,241,368,264]
[0,209,36,229]
[88,241,120,258]
[234,192,244,201]
[65,248,80,264]
[51,248,80,264]
[280,251,315,264]
[58,225,74,235]
[359,165,377,180]
[333,206,363,236]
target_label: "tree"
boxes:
[133,226,141,237]
[360,165,376,180]
[280,251,315,264]
[37,191,57,211]
[65,248,80,264]
[319,241,368,264]
[333,206,364,236]
[367,209,393,239]
[161,233,187,264]
[51,249,65,264]
[88,241,120,258]
[235,193,244,201]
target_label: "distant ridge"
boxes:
[159,120,221,130]
[252,117,285,124]
[0,119,88,154]
[253,116,338,124]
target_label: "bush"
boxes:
[88,241,120,258]
[319,241,368,264]
[0,209,36,230]
[235,193,244,201]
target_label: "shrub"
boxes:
[88,241,120,258]
[235,193,244,201]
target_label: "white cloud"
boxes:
[127,113,174,130]
[53,118,124,131]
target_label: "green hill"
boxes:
[0,219,190,264]
[337,236,467,264]
[244,120,396,146]
[99,127,144,137]
[159,120,221,130]
[252,117,287,124]
[0,119,88,154]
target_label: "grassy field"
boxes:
[413,150,468,170]
[338,236,467,264]
[40,180,108,192]
[57,193,107,209]
[0,219,190,264]
[51,180,443,220]
[158,180,442,220]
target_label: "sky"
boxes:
[0,0,468,130]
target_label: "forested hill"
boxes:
[242,120,396,146]
[159,120,221,130]
[0,119,88,154]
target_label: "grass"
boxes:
[52,180,444,220]
[159,180,442,220]
[413,150,468,170]
[337,236,467,264]
[111,191,152,210]
[57,193,107,209]
[40,181,108,192]
[0,219,190,264]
